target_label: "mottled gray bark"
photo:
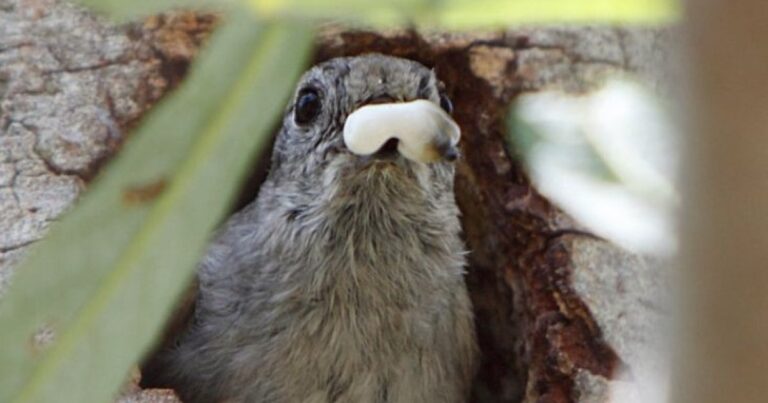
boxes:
[0,1,673,401]
[0,0,212,293]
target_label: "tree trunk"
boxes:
[675,1,768,402]
[0,1,673,402]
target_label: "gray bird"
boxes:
[143,54,478,403]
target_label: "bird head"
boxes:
[264,54,461,217]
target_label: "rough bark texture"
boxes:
[0,0,215,295]
[0,1,670,402]
[117,368,182,403]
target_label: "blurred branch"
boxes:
[676,1,768,402]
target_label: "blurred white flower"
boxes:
[511,79,678,256]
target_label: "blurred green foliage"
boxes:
[0,10,311,403]
[82,0,680,26]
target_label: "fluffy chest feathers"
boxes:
[201,161,466,324]
[181,165,472,402]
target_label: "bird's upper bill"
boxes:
[342,99,461,163]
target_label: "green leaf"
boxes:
[431,0,681,27]
[0,11,313,403]
[78,0,226,20]
[245,0,681,27]
[80,0,680,26]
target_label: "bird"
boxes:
[142,53,478,403]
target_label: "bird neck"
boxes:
[256,169,465,299]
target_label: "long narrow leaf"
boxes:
[79,0,234,20]
[434,0,680,27]
[80,0,681,26]
[245,0,681,26]
[0,11,313,403]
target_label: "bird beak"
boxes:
[342,99,461,163]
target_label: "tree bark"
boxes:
[0,1,673,401]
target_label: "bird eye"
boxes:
[439,93,453,114]
[294,88,322,125]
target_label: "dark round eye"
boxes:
[294,88,322,125]
[439,93,453,114]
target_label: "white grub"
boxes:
[343,100,461,163]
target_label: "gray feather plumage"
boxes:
[146,54,478,403]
